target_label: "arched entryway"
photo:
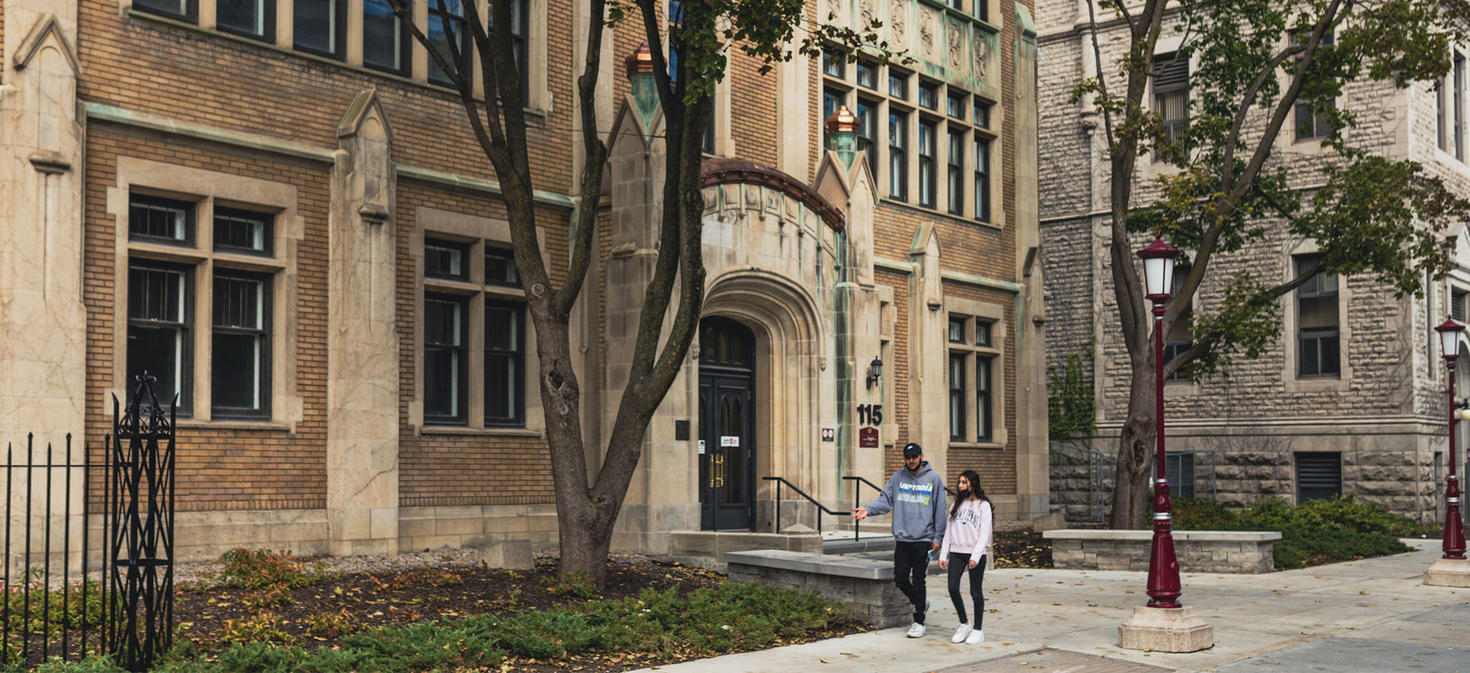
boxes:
[699,316,757,530]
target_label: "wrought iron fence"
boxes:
[1,373,177,672]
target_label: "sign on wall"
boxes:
[859,427,879,448]
[821,428,835,442]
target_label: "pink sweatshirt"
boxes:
[939,498,993,561]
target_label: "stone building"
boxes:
[0,0,1047,562]
[1037,0,1470,522]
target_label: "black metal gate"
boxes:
[1,373,176,671]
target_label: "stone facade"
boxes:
[725,549,911,628]
[1,0,1046,563]
[1036,0,1470,523]
[1044,529,1280,574]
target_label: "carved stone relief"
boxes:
[974,32,991,81]
[860,0,877,29]
[889,0,906,44]
[825,0,843,21]
[947,17,964,68]
[919,8,937,60]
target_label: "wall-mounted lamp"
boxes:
[865,356,884,390]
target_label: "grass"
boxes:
[1173,495,1426,569]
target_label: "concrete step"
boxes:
[839,549,946,576]
[822,534,896,554]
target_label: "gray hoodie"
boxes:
[863,461,948,544]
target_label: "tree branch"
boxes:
[556,0,612,315]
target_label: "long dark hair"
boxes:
[950,470,988,519]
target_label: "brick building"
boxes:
[1037,0,1470,522]
[0,0,1047,560]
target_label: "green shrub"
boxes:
[1174,495,1415,568]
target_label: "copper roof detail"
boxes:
[700,158,846,232]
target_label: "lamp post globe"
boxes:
[1137,234,1183,608]
[1435,316,1467,560]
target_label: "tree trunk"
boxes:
[1110,361,1154,529]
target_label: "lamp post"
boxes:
[1138,235,1183,608]
[1436,317,1467,560]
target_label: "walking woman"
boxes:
[938,469,992,644]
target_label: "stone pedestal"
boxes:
[1117,605,1213,653]
[1423,557,1470,587]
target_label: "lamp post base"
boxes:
[1118,605,1213,653]
[1423,557,1470,588]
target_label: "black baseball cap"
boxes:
[903,442,923,458]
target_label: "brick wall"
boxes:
[84,126,330,512]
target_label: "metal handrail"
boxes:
[842,475,883,542]
[763,476,844,534]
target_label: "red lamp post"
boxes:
[1138,235,1183,608]
[1436,316,1467,560]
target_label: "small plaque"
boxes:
[821,427,835,442]
[698,440,706,454]
[720,435,740,448]
[859,427,879,448]
[675,420,690,440]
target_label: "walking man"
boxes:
[853,442,948,637]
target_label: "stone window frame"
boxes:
[1435,46,1470,168]
[107,157,305,430]
[1143,36,1192,178]
[411,206,545,437]
[119,0,555,115]
[943,296,1007,449]
[1281,239,1352,393]
[818,34,1004,229]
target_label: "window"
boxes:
[214,207,272,255]
[363,0,410,74]
[889,71,909,99]
[947,92,966,119]
[133,0,197,22]
[1153,52,1188,159]
[427,0,471,85]
[1292,32,1335,142]
[212,272,271,418]
[974,98,991,128]
[947,130,965,215]
[1457,54,1466,161]
[975,356,992,442]
[1295,255,1340,377]
[484,300,524,425]
[1438,74,1450,153]
[424,295,468,424]
[856,97,880,160]
[495,0,530,96]
[422,235,529,428]
[130,194,195,245]
[888,110,909,201]
[425,238,470,280]
[822,48,846,78]
[973,0,987,22]
[918,120,937,208]
[948,313,1001,444]
[974,136,991,223]
[1165,453,1195,499]
[919,82,939,110]
[949,353,966,441]
[856,60,878,90]
[128,264,193,413]
[1453,289,1467,323]
[217,0,273,40]
[1295,452,1342,502]
[1164,265,1192,380]
[295,0,347,59]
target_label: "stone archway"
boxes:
[701,270,829,530]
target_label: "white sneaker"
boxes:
[906,622,927,638]
[965,628,985,644]
[951,624,973,643]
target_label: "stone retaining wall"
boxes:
[1044,529,1282,573]
[725,550,909,628]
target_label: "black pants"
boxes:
[946,552,986,626]
[893,541,931,624]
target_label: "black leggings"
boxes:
[946,552,986,626]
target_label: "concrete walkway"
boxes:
[631,540,1468,673]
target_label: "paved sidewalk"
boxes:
[631,540,1468,673]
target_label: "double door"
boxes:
[699,372,754,530]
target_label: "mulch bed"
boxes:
[173,553,865,672]
[992,530,1052,569]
